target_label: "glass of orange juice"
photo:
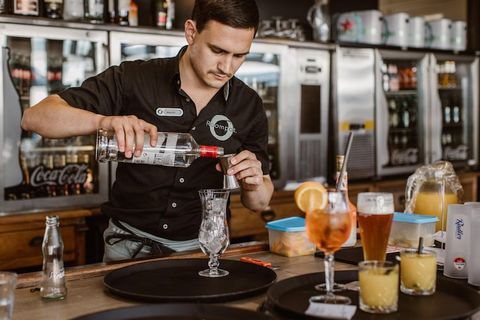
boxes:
[306,191,352,304]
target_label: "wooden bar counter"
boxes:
[13,241,358,320]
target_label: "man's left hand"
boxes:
[216,150,264,191]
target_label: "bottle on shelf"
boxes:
[62,0,83,21]
[117,0,129,25]
[84,0,104,23]
[44,0,63,18]
[0,0,7,13]
[40,216,67,300]
[336,155,357,247]
[165,0,174,29]
[107,0,117,23]
[154,0,167,28]
[128,0,138,26]
[96,129,224,167]
[13,0,40,15]
[387,64,399,92]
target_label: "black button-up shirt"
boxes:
[58,47,269,240]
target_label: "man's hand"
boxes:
[98,115,158,158]
[216,150,264,191]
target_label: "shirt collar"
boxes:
[172,46,231,102]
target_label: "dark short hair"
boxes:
[191,0,259,34]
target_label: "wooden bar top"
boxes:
[13,241,480,320]
[13,241,357,320]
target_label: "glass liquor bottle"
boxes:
[336,155,357,247]
[155,0,167,28]
[96,129,224,167]
[40,216,67,300]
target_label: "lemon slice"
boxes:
[294,181,327,212]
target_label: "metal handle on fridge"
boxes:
[429,56,443,164]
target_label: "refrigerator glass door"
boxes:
[0,24,109,213]
[236,42,291,187]
[430,55,479,166]
[376,50,428,177]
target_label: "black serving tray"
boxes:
[266,270,480,320]
[104,258,277,302]
[72,303,275,320]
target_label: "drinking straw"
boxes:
[417,236,424,254]
[336,131,354,192]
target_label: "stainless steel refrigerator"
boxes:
[0,23,109,213]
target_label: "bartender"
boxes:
[21,0,274,261]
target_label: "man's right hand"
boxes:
[98,115,158,158]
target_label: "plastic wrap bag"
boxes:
[405,161,463,232]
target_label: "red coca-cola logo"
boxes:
[30,164,88,187]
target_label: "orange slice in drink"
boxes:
[294,181,327,212]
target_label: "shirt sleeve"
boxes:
[242,95,270,175]
[57,62,130,116]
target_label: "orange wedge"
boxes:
[294,181,328,212]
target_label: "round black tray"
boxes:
[266,270,480,320]
[104,258,277,302]
[72,303,274,320]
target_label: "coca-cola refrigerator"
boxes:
[109,32,302,188]
[429,54,479,167]
[0,23,109,213]
[375,49,430,177]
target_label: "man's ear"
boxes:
[184,19,197,45]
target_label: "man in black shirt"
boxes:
[21,0,273,261]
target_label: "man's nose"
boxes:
[218,55,234,76]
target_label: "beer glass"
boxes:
[357,193,395,261]
[306,191,352,304]
[198,189,230,278]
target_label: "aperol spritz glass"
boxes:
[306,191,352,304]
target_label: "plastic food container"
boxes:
[265,217,316,257]
[389,213,439,248]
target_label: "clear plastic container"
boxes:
[388,213,438,248]
[265,217,316,257]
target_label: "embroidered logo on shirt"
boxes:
[156,107,184,117]
[206,115,237,141]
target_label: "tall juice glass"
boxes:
[306,191,352,304]
[357,193,395,261]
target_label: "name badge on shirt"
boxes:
[156,107,184,117]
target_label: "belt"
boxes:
[105,219,176,259]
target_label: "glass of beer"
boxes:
[357,193,395,261]
[306,191,352,304]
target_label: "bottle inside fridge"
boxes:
[3,35,101,201]
[437,60,468,162]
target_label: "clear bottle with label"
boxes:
[40,216,67,300]
[336,155,357,247]
[96,129,224,167]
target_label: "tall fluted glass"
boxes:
[198,189,230,278]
